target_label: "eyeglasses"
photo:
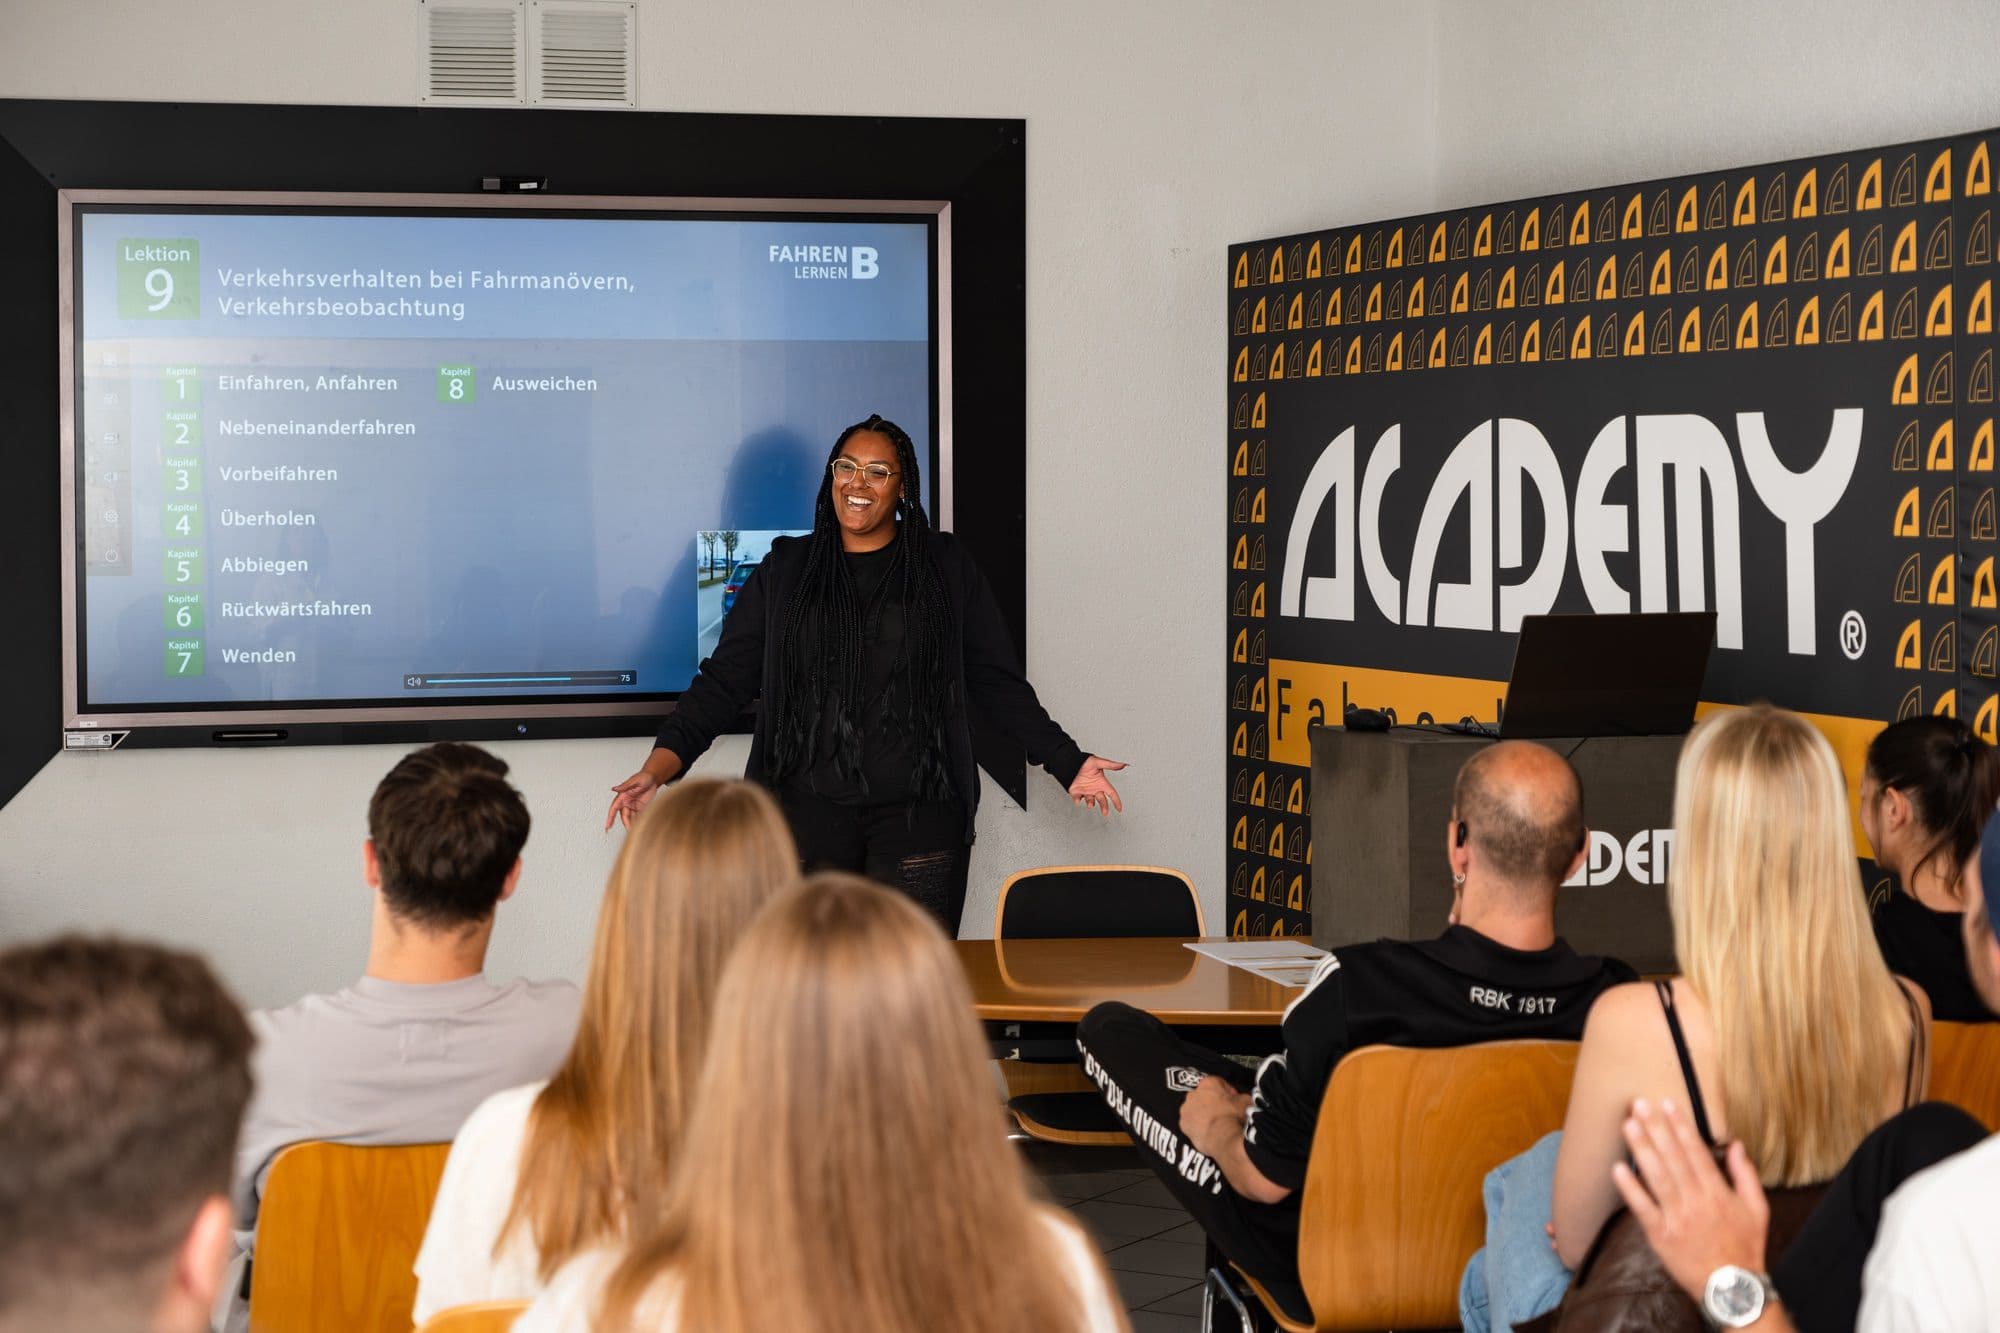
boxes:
[831,458,898,486]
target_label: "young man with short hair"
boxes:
[233,741,580,1233]
[0,936,253,1333]
[1076,740,1637,1325]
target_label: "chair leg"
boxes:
[1203,1266,1258,1333]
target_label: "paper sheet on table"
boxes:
[1184,939,1328,987]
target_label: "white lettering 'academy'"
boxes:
[1278,411,1863,655]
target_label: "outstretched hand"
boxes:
[1610,1098,1772,1305]
[603,770,662,831]
[1069,756,1127,817]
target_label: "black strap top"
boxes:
[1652,978,1926,1149]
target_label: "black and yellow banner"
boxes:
[1227,132,2000,937]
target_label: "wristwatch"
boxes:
[1701,1265,1775,1328]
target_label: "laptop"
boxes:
[1497,611,1717,739]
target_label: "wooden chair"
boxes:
[993,864,1204,1146]
[1931,1020,2000,1131]
[413,1300,531,1333]
[247,1140,452,1333]
[1207,1040,1581,1332]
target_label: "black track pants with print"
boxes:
[1074,1001,1310,1325]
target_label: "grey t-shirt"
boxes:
[233,972,581,1231]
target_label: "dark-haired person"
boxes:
[1075,741,1635,1326]
[1863,715,2000,1021]
[231,743,579,1266]
[604,414,1125,934]
[0,936,253,1333]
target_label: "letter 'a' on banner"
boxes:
[1226,128,2000,937]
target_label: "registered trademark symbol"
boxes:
[1840,610,1866,660]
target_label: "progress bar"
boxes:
[403,669,637,689]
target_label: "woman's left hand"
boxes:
[1069,756,1127,817]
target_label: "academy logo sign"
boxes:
[1227,129,2000,937]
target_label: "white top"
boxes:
[233,973,579,1231]
[513,1209,1125,1333]
[411,1080,552,1324]
[1859,1130,2000,1332]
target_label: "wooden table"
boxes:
[954,936,1297,1055]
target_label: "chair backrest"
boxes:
[994,864,1203,939]
[248,1140,453,1333]
[1297,1041,1580,1332]
[1931,1020,2000,1131]
[414,1299,531,1333]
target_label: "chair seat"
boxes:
[1007,1092,1130,1145]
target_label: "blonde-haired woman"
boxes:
[411,779,798,1321]
[1550,703,1930,1265]
[516,875,1128,1333]
[1466,705,1932,1331]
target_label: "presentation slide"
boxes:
[70,206,933,712]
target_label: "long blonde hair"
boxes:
[499,778,798,1277]
[600,874,1120,1333]
[1671,704,1911,1184]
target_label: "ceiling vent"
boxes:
[532,1,636,107]
[421,0,525,104]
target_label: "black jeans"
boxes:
[1074,1002,1310,1325]
[779,786,971,936]
[1772,1100,1987,1333]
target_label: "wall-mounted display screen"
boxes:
[61,192,942,743]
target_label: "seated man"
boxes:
[233,741,580,1237]
[0,936,254,1333]
[1611,805,2000,1333]
[1076,740,1637,1324]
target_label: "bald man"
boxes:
[1076,740,1637,1325]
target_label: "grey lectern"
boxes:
[1311,728,1683,975]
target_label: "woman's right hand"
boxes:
[604,749,684,830]
[604,772,660,830]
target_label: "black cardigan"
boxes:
[654,532,1088,841]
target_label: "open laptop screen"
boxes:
[1498,611,1717,739]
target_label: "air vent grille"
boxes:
[423,0,524,103]
[533,1,635,106]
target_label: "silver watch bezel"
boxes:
[1701,1264,1771,1328]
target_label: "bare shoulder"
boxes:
[1579,978,1662,1038]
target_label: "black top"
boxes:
[1873,891,1995,1023]
[1655,974,1928,1152]
[1242,926,1637,1192]
[794,537,913,803]
[655,531,1088,840]
[1655,979,1719,1145]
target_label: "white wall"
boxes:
[0,0,1442,1007]
[1433,0,2000,210]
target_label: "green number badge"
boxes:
[162,458,202,496]
[164,501,202,540]
[163,548,203,585]
[118,240,200,320]
[437,365,475,404]
[163,638,205,677]
[163,408,202,451]
[162,366,202,403]
[164,592,203,631]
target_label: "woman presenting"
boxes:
[605,415,1125,934]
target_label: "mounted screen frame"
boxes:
[57,188,951,747]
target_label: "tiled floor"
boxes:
[1019,1139,1210,1332]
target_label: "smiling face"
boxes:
[832,429,902,551]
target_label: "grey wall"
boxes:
[1433,0,2000,208]
[0,0,1442,1007]
[25,0,1992,1011]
